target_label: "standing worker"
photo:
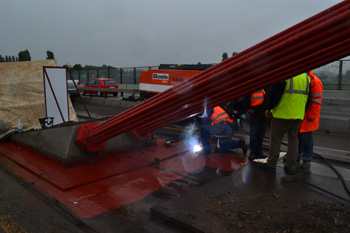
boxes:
[246,87,270,160]
[197,106,247,155]
[262,73,311,174]
[298,70,323,170]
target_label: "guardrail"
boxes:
[79,87,139,99]
[71,60,350,90]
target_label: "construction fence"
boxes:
[70,60,350,90]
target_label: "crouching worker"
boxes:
[196,106,247,155]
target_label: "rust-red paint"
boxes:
[0,140,245,218]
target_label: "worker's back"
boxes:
[272,73,310,120]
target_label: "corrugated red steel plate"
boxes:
[0,140,246,218]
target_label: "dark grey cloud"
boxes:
[0,0,343,67]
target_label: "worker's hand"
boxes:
[265,110,272,118]
[233,110,238,115]
[247,108,254,114]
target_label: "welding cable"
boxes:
[298,179,350,203]
[267,138,350,197]
[277,145,350,200]
[0,129,21,141]
[312,152,350,198]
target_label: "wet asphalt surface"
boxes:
[0,97,349,233]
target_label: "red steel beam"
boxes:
[139,39,350,133]
[95,10,349,137]
[75,1,350,153]
[95,17,349,140]
[92,2,349,135]
[91,4,349,138]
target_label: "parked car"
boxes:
[67,79,80,102]
[81,78,119,97]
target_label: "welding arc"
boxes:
[76,1,350,153]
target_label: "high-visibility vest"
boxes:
[250,89,265,106]
[272,73,310,120]
[300,71,323,133]
[210,106,233,125]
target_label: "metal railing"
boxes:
[313,59,350,90]
[71,66,158,86]
[70,60,350,90]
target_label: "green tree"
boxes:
[46,50,55,60]
[102,64,116,69]
[0,55,3,62]
[12,56,15,62]
[72,64,83,70]
[18,50,31,61]
[5,56,9,62]
[222,52,228,61]
[232,52,238,57]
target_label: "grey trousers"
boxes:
[267,117,301,170]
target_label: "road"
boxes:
[0,98,349,232]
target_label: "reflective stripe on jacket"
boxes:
[210,106,233,125]
[272,73,310,120]
[250,89,265,106]
[300,71,323,133]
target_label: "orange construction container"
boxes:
[139,64,212,99]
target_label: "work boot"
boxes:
[239,139,248,155]
[258,163,276,173]
[299,160,311,170]
[255,150,267,159]
[284,166,299,175]
[248,150,256,160]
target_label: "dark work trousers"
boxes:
[249,114,268,152]
[200,123,240,152]
[298,131,314,161]
[267,118,301,170]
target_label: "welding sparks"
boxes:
[193,144,202,153]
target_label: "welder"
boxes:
[196,106,247,155]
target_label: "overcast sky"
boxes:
[0,0,344,67]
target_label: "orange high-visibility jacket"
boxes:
[210,106,233,125]
[300,71,323,133]
[250,89,266,106]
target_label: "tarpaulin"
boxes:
[0,60,78,138]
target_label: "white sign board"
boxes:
[43,67,69,126]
